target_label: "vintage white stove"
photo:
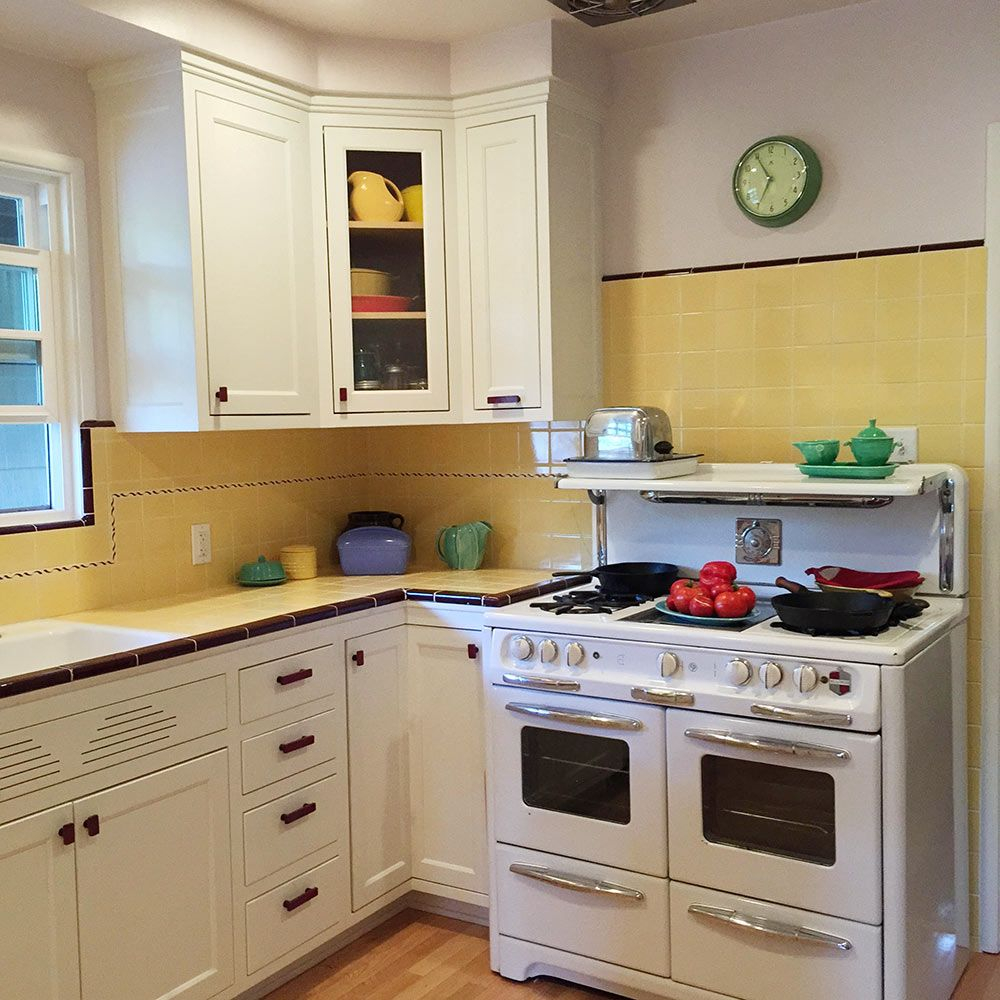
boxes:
[483,464,970,1000]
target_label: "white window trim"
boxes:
[0,147,95,528]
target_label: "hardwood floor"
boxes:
[264,908,1000,1000]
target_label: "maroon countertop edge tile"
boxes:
[8,576,576,693]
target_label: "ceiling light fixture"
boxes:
[547,0,696,27]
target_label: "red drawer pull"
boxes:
[58,823,75,846]
[277,668,313,686]
[281,802,317,825]
[283,886,319,912]
[352,650,365,666]
[486,395,521,405]
[467,643,479,660]
[279,734,315,754]
[215,386,228,402]
[339,387,348,402]
[83,815,100,838]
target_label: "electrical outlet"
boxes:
[883,426,918,464]
[191,523,212,565]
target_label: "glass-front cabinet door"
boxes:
[323,127,449,414]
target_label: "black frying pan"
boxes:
[773,577,895,633]
[555,561,679,598]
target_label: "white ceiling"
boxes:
[228,0,872,51]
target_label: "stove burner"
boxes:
[530,589,648,615]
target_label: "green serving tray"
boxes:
[797,462,897,479]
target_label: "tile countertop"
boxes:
[0,569,588,699]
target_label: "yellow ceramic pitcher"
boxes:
[348,171,405,223]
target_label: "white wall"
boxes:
[603,0,1000,273]
[0,45,109,416]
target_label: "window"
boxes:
[0,155,88,526]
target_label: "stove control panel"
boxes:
[489,629,880,732]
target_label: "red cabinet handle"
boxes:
[276,668,313,686]
[467,643,479,660]
[339,387,348,402]
[352,650,365,666]
[83,815,100,837]
[486,395,521,405]
[58,823,75,846]
[283,886,319,912]
[280,802,317,825]
[215,386,228,402]
[279,734,315,754]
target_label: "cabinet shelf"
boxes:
[348,221,423,232]
[352,311,427,320]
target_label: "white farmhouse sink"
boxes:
[0,620,183,679]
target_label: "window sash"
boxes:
[0,244,59,422]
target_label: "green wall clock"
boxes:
[733,135,822,227]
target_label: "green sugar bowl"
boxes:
[846,419,897,466]
[237,555,287,587]
[793,439,841,465]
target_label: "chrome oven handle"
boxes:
[688,904,852,952]
[683,728,851,761]
[505,702,643,731]
[631,686,694,706]
[750,704,853,727]
[510,863,645,901]
[502,673,581,691]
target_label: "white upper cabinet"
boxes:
[92,53,318,431]
[322,125,451,416]
[457,94,603,423]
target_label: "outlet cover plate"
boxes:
[882,426,918,463]
[191,523,212,565]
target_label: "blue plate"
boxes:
[654,600,759,626]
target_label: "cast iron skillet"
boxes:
[773,577,895,633]
[554,562,679,598]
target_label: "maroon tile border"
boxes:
[191,626,251,650]
[0,421,111,537]
[0,667,73,698]
[136,638,197,665]
[71,651,140,681]
[246,615,296,638]
[602,238,985,282]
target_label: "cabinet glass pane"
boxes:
[0,264,40,332]
[0,424,51,512]
[346,149,429,392]
[0,196,25,247]
[521,726,631,824]
[0,339,42,405]
[701,755,836,866]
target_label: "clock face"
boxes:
[733,136,822,227]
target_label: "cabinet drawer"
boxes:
[241,710,341,793]
[495,844,669,977]
[670,881,882,1000]
[0,675,227,804]
[245,855,349,974]
[239,645,339,724]
[243,773,345,885]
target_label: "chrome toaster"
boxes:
[583,407,674,462]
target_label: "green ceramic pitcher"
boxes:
[436,520,492,570]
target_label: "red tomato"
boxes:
[715,590,750,618]
[689,592,716,617]
[702,578,736,598]
[670,583,708,614]
[735,585,756,611]
[700,561,737,583]
[669,578,699,598]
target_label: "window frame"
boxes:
[0,149,95,529]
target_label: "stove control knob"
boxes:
[566,642,586,667]
[511,635,534,661]
[659,651,681,678]
[759,662,783,689]
[724,658,753,687]
[794,665,819,693]
[539,639,559,664]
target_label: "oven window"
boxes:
[701,756,835,866]
[521,727,630,824]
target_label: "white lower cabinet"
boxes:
[245,855,351,974]
[670,881,882,1000]
[0,804,80,1000]
[408,626,488,895]
[75,752,234,1000]
[346,626,412,910]
[495,843,670,978]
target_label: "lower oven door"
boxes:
[666,709,881,923]
[490,687,667,876]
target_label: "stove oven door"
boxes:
[490,687,667,876]
[666,709,881,924]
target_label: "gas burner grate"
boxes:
[530,589,648,615]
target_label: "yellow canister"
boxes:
[280,544,318,580]
[401,185,423,223]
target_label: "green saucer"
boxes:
[797,462,897,480]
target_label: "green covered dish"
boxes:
[237,555,287,587]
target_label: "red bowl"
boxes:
[352,294,412,313]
